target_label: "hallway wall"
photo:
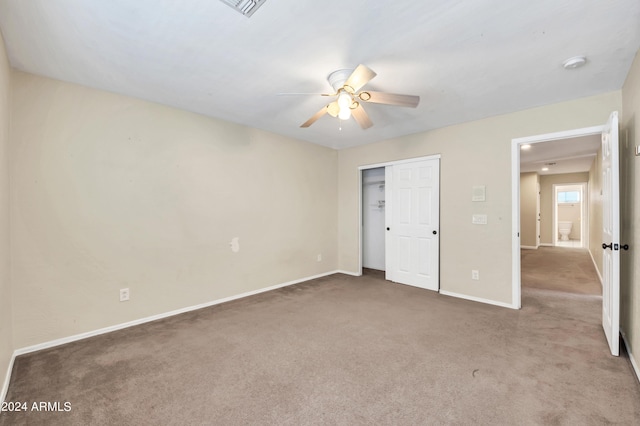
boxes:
[588,150,603,274]
[520,172,539,248]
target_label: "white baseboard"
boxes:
[621,331,640,384]
[439,290,517,309]
[520,245,538,250]
[336,270,362,277]
[588,248,604,287]
[1,352,15,404]
[12,270,340,359]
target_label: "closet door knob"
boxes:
[386,227,390,231]
[433,230,437,235]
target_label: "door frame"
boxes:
[511,125,603,308]
[536,182,541,247]
[358,154,441,275]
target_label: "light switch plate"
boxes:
[472,214,488,225]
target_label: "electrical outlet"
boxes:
[317,254,322,262]
[119,288,130,302]
[472,270,480,280]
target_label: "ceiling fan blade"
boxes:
[300,102,340,127]
[359,91,420,108]
[351,104,373,129]
[344,64,377,93]
[300,106,329,128]
[277,93,334,96]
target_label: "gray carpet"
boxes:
[1,251,639,425]
[521,246,602,295]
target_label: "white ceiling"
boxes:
[520,134,601,175]
[0,0,639,150]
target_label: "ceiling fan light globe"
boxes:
[339,108,351,120]
[338,92,351,109]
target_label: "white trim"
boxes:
[439,290,517,309]
[588,249,604,287]
[511,139,522,308]
[357,154,442,171]
[336,270,361,277]
[540,243,554,247]
[12,270,340,357]
[358,169,363,274]
[512,126,604,145]
[512,125,605,310]
[621,331,640,384]
[520,245,538,250]
[1,353,15,403]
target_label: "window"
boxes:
[558,191,580,203]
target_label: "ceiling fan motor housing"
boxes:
[327,69,353,92]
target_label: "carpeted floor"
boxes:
[521,246,602,295]
[1,248,639,425]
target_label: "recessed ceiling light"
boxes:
[563,56,587,69]
[521,144,531,150]
[542,167,549,171]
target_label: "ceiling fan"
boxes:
[294,64,420,129]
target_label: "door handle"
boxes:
[603,243,629,250]
[432,230,437,235]
[386,227,390,231]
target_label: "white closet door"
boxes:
[385,159,439,291]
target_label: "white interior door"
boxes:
[385,159,440,290]
[601,111,620,357]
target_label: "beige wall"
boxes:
[621,49,640,368]
[10,72,338,348]
[0,32,13,394]
[539,173,589,245]
[588,151,603,274]
[338,92,620,305]
[520,172,539,247]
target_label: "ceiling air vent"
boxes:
[220,0,267,17]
